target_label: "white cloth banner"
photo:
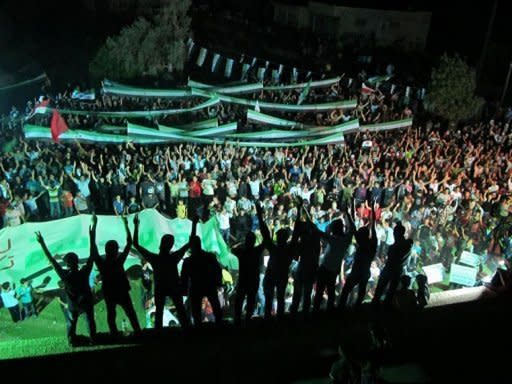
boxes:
[197,48,208,67]
[224,58,234,78]
[211,53,220,72]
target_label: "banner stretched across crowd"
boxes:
[0,209,237,292]
[23,117,413,145]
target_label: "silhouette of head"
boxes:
[355,226,370,243]
[160,234,175,253]
[105,240,119,259]
[63,252,79,271]
[276,228,290,247]
[400,275,411,289]
[245,232,256,249]
[330,219,345,236]
[416,274,427,286]
[190,235,201,255]
[393,222,406,239]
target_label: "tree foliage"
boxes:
[426,54,483,124]
[89,0,191,81]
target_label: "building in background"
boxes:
[272,1,431,51]
[81,0,171,16]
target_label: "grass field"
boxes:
[0,280,147,359]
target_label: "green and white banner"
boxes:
[247,109,299,128]
[126,123,345,147]
[192,88,357,111]
[363,118,413,132]
[176,118,218,129]
[227,119,359,140]
[0,209,238,292]
[33,96,220,118]
[102,80,192,97]
[24,124,166,144]
[187,80,263,94]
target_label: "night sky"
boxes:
[0,0,510,92]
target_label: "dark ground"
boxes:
[1,292,511,384]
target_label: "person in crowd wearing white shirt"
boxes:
[217,207,231,244]
[1,281,21,322]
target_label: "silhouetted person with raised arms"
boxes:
[90,214,141,336]
[371,222,413,307]
[181,222,223,326]
[290,199,321,316]
[231,231,265,325]
[338,202,378,308]
[35,220,97,345]
[133,213,194,330]
[313,203,356,312]
[256,202,299,320]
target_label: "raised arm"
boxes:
[119,216,133,264]
[133,214,155,263]
[88,213,101,267]
[256,202,272,247]
[35,232,65,279]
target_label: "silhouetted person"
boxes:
[231,231,265,325]
[181,224,223,326]
[371,222,413,306]
[133,213,194,330]
[415,274,430,309]
[91,215,141,336]
[290,200,321,316]
[313,204,356,312]
[256,202,299,320]
[338,204,378,308]
[36,223,96,345]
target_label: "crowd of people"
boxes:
[0,65,511,349]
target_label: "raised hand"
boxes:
[35,231,44,245]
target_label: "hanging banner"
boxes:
[211,53,220,72]
[292,68,298,83]
[224,58,234,78]
[257,67,266,82]
[196,47,208,67]
[187,37,195,57]
[241,63,250,81]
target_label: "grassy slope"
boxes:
[0,281,146,359]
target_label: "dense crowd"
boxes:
[1,69,511,350]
